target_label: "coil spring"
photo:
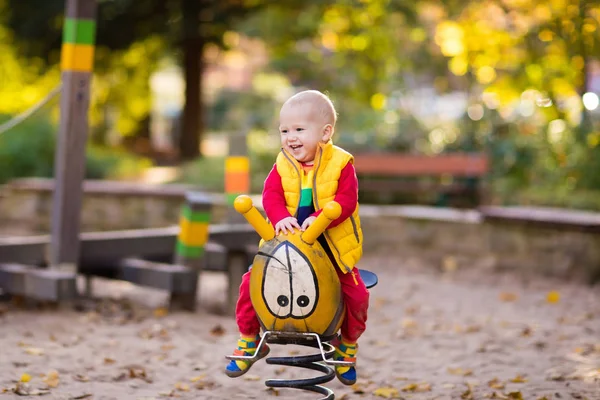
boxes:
[264,337,337,400]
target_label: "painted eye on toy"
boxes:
[261,242,319,319]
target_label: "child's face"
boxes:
[279,103,332,164]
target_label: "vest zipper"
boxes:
[350,215,360,243]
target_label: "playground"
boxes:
[1,252,598,400]
[2,0,600,399]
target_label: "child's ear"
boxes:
[322,124,334,142]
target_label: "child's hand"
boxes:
[275,217,301,235]
[301,216,317,231]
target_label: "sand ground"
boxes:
[0,255,599,400]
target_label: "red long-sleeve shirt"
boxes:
[262,162,358,228]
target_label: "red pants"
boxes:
[235,267,369,343]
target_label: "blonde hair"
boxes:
[282,90,337,127]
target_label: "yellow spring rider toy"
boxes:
[226,195,377,400]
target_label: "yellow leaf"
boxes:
[43,370,60,388]
[351,383,366,394]
[19,373,31,383]
[24,347,44,356]
[174,382,190,391]
[244,375,261,381]
[190,375,205,382]
[104,357,116,364]
[507,391,524,399]
[509,374,528,383]
[374,386,400,398]
[448,367,473,376]
[546,291,560,304]
[499,292,518,302]
[153,307,169,318]
[488,378,505,389]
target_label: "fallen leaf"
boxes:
[104,357,116,364]
[244,375,261,381]
[488,378,505,389]
[448,367,473,376]
[190,375,205,382]
[442,256,458,272]
[507,391,524,399]
[509,374,528,383]
[19,373,31,383]
[161,344,175,352]
[210,325,225,336]
[520,327,533,337]
[546,291,560,304]
[12,382,50,396]
[194,379,216,390]
[374,386,400,398]
[43,370,60,388]
[351,383,366,394]
[73,374,89,382]
[153,307,169,318]
[71,395,92,400]
[461,387,473,400]
[266,387,280,396]
[174,382,189,391]
[499,292,518,302]
[24,347,44,356]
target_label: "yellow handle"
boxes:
[302,201,342,244]
[234,195,275,241]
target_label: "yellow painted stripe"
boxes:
[225,156,250,173]
[60,43,95,72]
[178,219,209,247]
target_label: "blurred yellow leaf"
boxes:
[488,378,505,389]
[43,370,60,388]
[153,307,169,318]
[19,373,31,383]
[509,374,528,383]
[546,291,560,304]
[400,382,431,392]
[190,375,205,382]
[373,386,400,398]
[24,347,44,356]
[244,375,261,381]
[448,367,473,376]
[351,383,366,394]
[507,392,524,399]
[499,292,518,302]
[104,357,116,364]
[174,382,190,391]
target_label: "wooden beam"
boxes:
[50,0,97,272]
[354,153,489,177]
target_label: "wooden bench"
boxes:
[353,152,490,207]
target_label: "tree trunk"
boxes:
[179,0,204,160]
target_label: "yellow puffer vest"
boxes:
[276,140,363,273]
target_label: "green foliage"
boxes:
[176,150,276,194]
[0,114,151,184]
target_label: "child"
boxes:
[225,90,370,385]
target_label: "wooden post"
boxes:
[49,0,97,272]
[172,191,212,310]
[224,132,249,223]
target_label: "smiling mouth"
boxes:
[290,145,302,150]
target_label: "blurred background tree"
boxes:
[0,0,599,209]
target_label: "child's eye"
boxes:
[281,129,288,134]
[296,128,304,132]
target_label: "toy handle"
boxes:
[234,195,275,241]
[301,201,342,244]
